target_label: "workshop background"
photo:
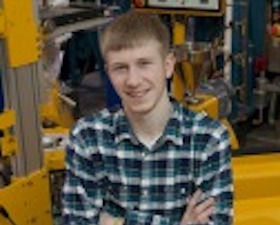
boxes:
[1,0,280,224]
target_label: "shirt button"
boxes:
[141,152,146,158]
[202,153,207,160]
[142,189,148,196]
[181,188,186,194]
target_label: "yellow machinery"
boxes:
[0,1,55,224]
[0,1,111,224]
[0,170,53,225]
[40,82,75,129]
[0,110,17,157]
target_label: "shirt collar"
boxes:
[161,101,184,147]
[113,101,190,147]
[114,109,138,145]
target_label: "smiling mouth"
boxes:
[128,89,149,98]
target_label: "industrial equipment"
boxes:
[172,41,239,149]
[135,0,221,11]
[0,0,114,224]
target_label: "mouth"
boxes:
[127,89,149,99]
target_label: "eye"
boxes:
[139,60,152,67]
[110,65,127,73]
[115,66,126,70]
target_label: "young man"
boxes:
[62,11,233,225]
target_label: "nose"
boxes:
[125,67,141,87]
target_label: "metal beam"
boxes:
[2,61,43,176]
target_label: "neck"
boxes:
[125,93,172,146]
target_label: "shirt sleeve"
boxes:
[62,123,106,225]
[200,123,234,225]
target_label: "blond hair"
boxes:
[100,10,170,59]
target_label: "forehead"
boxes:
[105,40,163,64]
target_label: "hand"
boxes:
[99,212,124,225]
[180,189,215,225]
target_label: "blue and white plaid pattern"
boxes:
[62,101,233,225]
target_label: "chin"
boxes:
[125,102,153,115]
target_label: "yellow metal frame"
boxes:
[186,94,239,150]
[44,149,65,171]
[221,119,239,150]
[0,0,40,67]
[187,94,219,119]
[43,126,68,171]
[40,82,75,128]
[0,169,53,225]
[0,110,17,156]
[171,18,197,101]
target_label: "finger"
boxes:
[181,189,203,223]
[196,205,215,224]
[192,198,215,224]
[194,197,215,215]
[190,198,215,224]
[187,189,203,208]
[183,189,203,218]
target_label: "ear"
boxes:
[165,51,176,79]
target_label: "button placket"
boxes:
[139,151,149,210]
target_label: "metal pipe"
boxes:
[224,0,233,82]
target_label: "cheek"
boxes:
[108,74,118,86]
[143,67,166,84]
[109,76,124,93]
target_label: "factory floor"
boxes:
[235,197,280,224]
[235,106,280,153]
[233,153,280,225]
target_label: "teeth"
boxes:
[135,93,143,97]
[130,92,145,97]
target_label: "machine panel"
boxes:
[146,0,220,11]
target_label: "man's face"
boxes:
[106,39,175,116]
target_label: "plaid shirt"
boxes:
[62,101,233,225]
